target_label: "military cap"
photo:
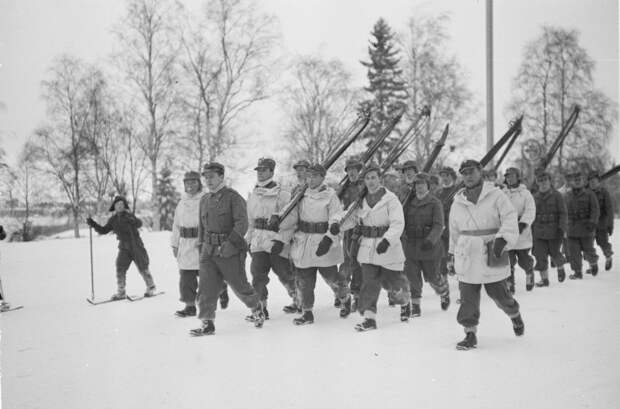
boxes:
[459,159,482,174]
[183,171,201,182]
[308,163,326,176]
[504,167,521,178]
[439,166,457,180]
[202,162,225,175]
[109,195,129,212]
[293,159,311,170]
[400,160,418,171]
[254,157,276,171]
[344,157,364,171]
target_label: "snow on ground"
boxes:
[1,228,620,409]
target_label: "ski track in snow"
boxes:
[1,229,620,409]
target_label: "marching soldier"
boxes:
[588,171,614,271]
[171,171,229,317]
[565,169,600,279]
[337,157,365,310]
[531,171,568,286]
[190,162,265,336]
[397,160,418,202]
[449,160,524,350]
[436,166,459,277]
[503,168,536,292]
[246,158,299,319]
[276,164,352,325]
[402,172,450,320]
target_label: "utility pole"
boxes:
[486,0,494,160]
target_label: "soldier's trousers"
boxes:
[340,234,363,296]
[197,253,259,321]
[532,239,565,271]
[567,236,598,272]
[404,258,449,304]
[439,235,450,277]
[179,270,228,305]
[508,249,534,275]
[296,265,350,311]
[116,248,154,290]
[595,229,614,258]
[457,280,520,332]
[250,252,297,304]
[358,264,410,315]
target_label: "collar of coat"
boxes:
[359,188,395,215]
[182,191,205,202]
[253,180,279,196]
[255,178,276,188]
[454,181,500,207]
[504,183,528,193]
[305,184,330,199]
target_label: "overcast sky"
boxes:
[0,0,618,168]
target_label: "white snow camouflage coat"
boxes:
[170,192,204,270]
[503,183,536,249]
[449,182,519,284]
[279,184,343,269]
[341,189,406,271]
[246,181,293,257]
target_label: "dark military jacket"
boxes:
[566,188,600,238]
[402,193,444,260]
[397,181,414,203]
[532,189,567,240]
[592,186,614,231]
[435,184,459,239]
[338,178,365,209]
[92,212,147,255]
[198,186,248,258]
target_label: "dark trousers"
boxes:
[358,264,410,315]
[115,248,154,290]
[439,235,450,277]
[179,269,228,306]
[508,249,534,276]
[595,229,614,258]
[404,258,448,304]
[296,265,350,311]
[197,253,259,321]
[532,239,565,271]
[340,234,362,296]
[457,280,520,331]
[250,252,297,304]
[567,236,598,272]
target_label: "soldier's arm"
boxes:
[245,191,255,243]
[426,200,445,245]
[382,193,405,245]
[170,203,181,249]
[448,206,460,254]
[520,190,536,226]
[557,192,568,234]
[92,217,113,235]
[496,192,519,248]
[604,189,614,228]
[326,191,344,241]
[275,188,295,243]
[589,191,600,225]
[228,191,249,248]
[197,196,206,248]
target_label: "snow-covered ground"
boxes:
[1,229,619,409]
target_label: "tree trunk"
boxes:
[151,157,160,231]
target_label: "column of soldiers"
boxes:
[165,156,614,350]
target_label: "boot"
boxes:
[535,270,549,287]
[282,303,301,314]
[144,285,157,297]
[351,295,359,313]
[410,303,421,317]
[456,332,477,350]
[339,296,352,318]
[525,272,535,291]
[219,288,229,309]
[569,270,583,280]
[251,303,266,328]
[246,303,269,322]
[557,267,566,283]
[605,256,613,271]
[511,314,525,336]
[354,318,377,332]
[400,303,411,322]
[440,294,450,311]
[293,310,314,325]
[175,305,197,317]
[589,264,599,277]
[189,320,215,336]
[110,289,127,301]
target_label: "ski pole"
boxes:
[89,223,95,301]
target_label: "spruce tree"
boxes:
[361,18,407,162]
[157,167,180,231]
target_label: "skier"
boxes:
[171,171,229,318]
[435,166,459,278]
[402,172,450,320]
[503,167,537,292]
[86,196,156,300]
[531,171,568,286]
[0,224,11,312]
[337,166,410,331]
[565,169,600,279]
[336,157,365,311]
[276,164,352,325]
[449,160,524,350]
[588,171,614,271]
[189,162,265,336]
[246,158,299,319]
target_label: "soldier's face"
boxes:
[505,173,518,186]
[364,171,381,191]
[184,179,200,194]
[346,167,360,182]
[440,173,453,186]
[589,178,600,189]
[295,168,307,182]
[415,181,429,197]
[204,172,224,191]
[405,168,417,181]
[383,175,399,192]
[308,172,324,189]
[256,167,273,182]
[114,201,126,213]
[462,168,482,187]
[572,175,585,188]
[537,178,551,192]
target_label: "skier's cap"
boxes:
[399,160,418,171]
[588,171,601,180]
[202,162,225,175]
[254,158,276,171]
[504,167,521,178]
[183,171,201,182]
[308,164,326,176]
[345,157,364,171]
[293,159,311,170]
[109,195,129,212]
[439,166,457,179]
[361,164,381,178]
[459,159,482,174]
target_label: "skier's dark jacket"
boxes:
[90,211,147,253]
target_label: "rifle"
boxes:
[601,165,620,181]
[493,120,523,171]
[268,109,371,230]
[538,106,580,170]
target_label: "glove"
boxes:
[267,215,281,232]
[420,239,433,251]
[270,240,284,255]
[608,226,614,236]
[492,237,508,258]
[329,222,340,236]
[518,222,527,234]
[0,225,5,241]
[376,238,390,254]
[172,246,178,258]
[447,254,455,276]
[86,217,96,228]
[315,236,333,257]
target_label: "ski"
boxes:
[0,305,23,313]
[126,291,165,302]
[86,297,126,306]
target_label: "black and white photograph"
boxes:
[0,0,618,408]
